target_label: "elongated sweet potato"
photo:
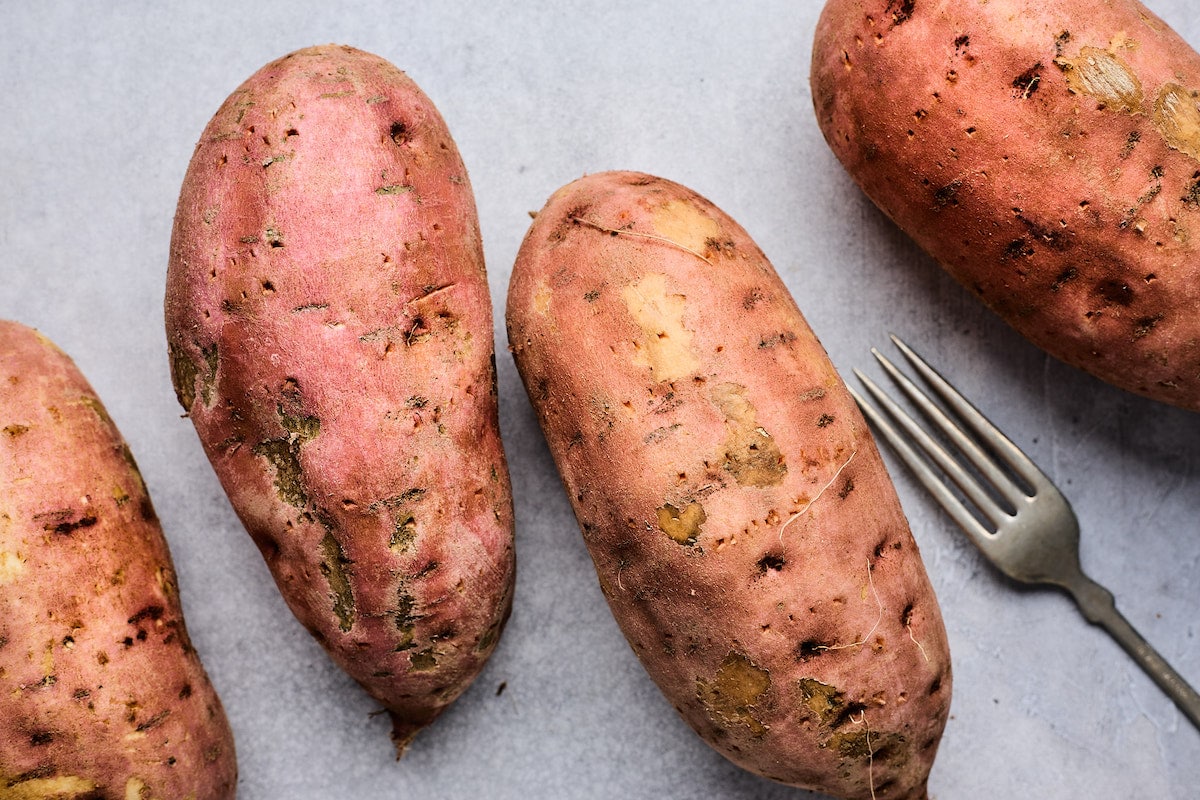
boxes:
[165,45,515,753]
[812,0,1200,411]
[0,320,236,799]
[507,172,951,799]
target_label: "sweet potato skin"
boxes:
[506,172,951,799]
[0,320,236,799]
[812,0,1200,410]
[165,45,515,751]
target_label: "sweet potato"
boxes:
[165,45,515,753]
[506,171,951,799]
[812,0,1200,411]
[0,320,236,799]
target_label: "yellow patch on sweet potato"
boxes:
[1154,82,1200,161]
[650,199,723,252]
[1060,46,1144,112]
[697,652,771,737]
[622,273,700,382]
[656,501,706,545]
[711,383,786,487]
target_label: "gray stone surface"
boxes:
[1,2,1197,797]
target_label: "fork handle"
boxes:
[1068,576,1200,732]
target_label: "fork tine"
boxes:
[871,347,1029,512]
[889,334,1050,494]
[849,377,1000,543]
[855,367,1013,526]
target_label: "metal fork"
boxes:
[849,334,1200,732]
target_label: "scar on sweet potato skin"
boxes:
[696,652,771,737]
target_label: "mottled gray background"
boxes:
[2,2,1198,798]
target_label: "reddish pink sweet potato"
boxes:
[0,320,236,798]
[507,172,951,800]
[812,0,1200,410]
[165,45,515,752]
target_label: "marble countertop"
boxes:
[2,2,1197,797]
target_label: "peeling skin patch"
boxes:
[1154,83,1200,162]
[390,514,418,551]
[253,407,321,507]
[1059,47,1143,113]
[650,199,724,254]
[319,531,355,632]
[410,648,437,670]
[533,281,553,314]
[168,342,218,410]
[622,273,701,382]
[394,589,418,651]
[696,651,770,737]
[1,773,99,798]
[711,383,786,487]
[169,343,199,410]
[656,501,706,545]
[798,678,909,766]
[0,551,26,585]
[799,678,856,727]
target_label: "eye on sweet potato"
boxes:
[165,44,515,754]
[506,171,951,800]
[812,0,1200,411]
[0,320,237,799]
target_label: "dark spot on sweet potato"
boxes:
[127,605,165,626]
[319,531,355,632]
[838,478,855,499]
[1005,238,1034,259]
[1050,267,1078,292]
[758,331,797,349]
[1018,215,1071,251]
[954,34,969,49]
[795,640,824,661]
[136,710,171,732]
[817,413,835,428]
[1094,279,1134,306]
[393,590,418,651]
[179,683,193,699]
[1182,173,1200,207]
[390,121,410,146]
[29,731,53,746]
[7,766,54,786]
[1132,314,1164,340]
[933,180,961,208]
[46,514,98,536]
[1054,30,1072,57]
[887,0,914,26]
[1013,63,1043,99]
[757,553,786,573]
[2,423,29,436]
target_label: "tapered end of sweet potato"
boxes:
[388,711,433,759]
